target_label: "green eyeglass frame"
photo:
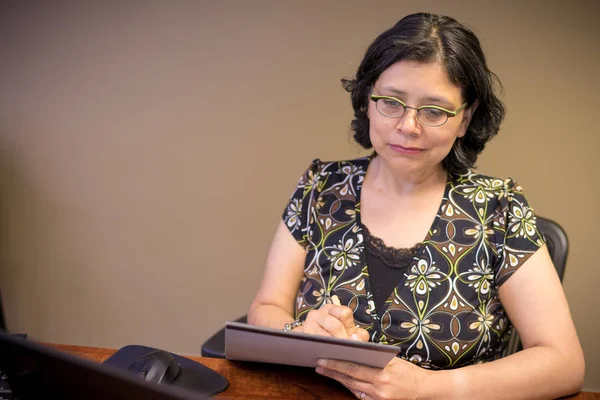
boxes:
[370,95,468,127]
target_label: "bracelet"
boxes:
[283,319,303,331]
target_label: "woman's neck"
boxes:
[366,156,447,198]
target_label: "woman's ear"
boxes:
[458,100,479,137]
[463,100,479,123]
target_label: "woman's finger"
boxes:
[327,305,357,333]
[317,366,374,398]
[317,358,379,382]
[348,326,370,342]
[305,309,350,338]
[301,321,333,337]
[317,314,351,338]
[349,388,371,400]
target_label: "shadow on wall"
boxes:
[0,136,106,340]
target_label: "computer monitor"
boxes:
[0,333,208,400]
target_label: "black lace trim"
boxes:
[361,223,421,269]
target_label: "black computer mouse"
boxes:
[131,349,181,384]
[115,345,229,395]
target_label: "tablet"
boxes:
[224,321,400,368]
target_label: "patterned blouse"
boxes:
[282,156,544,369]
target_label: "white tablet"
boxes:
[224,321,400,368]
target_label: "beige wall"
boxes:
[1,0,598,391]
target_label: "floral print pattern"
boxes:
[282,157,544,369]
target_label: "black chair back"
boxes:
[201,315,247,358]
[536,216,569,280]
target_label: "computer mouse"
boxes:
[117,345,229,395]
[132,350,181,384]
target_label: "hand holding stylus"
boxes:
[294,295,369,342]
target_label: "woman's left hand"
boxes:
[315,357,434,400]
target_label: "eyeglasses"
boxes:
[370,95,468,127]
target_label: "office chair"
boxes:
[200,216,569,359]
[201,315,246,358]
[503,215,569,356]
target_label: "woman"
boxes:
[248,13,584,400]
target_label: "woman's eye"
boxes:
[421,108,445,117]
[383,99,402,107]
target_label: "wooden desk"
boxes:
[49,344,598,400]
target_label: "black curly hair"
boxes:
[342,13,505,176]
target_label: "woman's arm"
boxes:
[317,245,584,400]
[440,244,585,399]
[248,220,306,329]
[248,220,370,339]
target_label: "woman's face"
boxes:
[368,60,474,176]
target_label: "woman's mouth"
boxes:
[389,144,424,155]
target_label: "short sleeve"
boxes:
[281,159,322,248]
[494,179,546,287]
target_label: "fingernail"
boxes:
[351,333,359,341]
[317,359,327,367]
[316,367,323,374]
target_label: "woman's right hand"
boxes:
[294,304,370,342]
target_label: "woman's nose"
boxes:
[395,108,421,135]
